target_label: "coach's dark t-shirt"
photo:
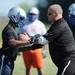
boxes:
[2,25,18,61]
[44,18,75,66]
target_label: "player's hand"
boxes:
[19,33,31,44]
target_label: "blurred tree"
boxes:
[37,0,75,22]
[19,1,38,13]
[37,0,53,23]
[19,2,30,13]
[19,0,75,23]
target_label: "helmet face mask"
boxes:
[18,15,26,28]
[8,7,26,27]
[10,13,20,23]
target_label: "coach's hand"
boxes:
[31,34,41,44]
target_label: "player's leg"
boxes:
[32,48,44,75]
[26,67,31,75]
[1,56,14,75]
[37,68,44,75]
[22,51,32,75]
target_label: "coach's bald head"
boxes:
[49,4,63,15]
[47,4,63,22]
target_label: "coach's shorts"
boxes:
[22,48,44,68]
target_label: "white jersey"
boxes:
[18,20,46,36]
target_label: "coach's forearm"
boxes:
[37,36,48,44]
[32,35,48,45]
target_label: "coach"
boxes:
[32,4,75,75]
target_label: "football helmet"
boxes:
[68,3,75,17]
[27,7,39,22]
[8,7,26,25]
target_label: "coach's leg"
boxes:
[57,60,75,75]
[63,60,75,75]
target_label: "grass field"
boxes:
[13,46,58,75]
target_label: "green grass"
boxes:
[13,48,57,75]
